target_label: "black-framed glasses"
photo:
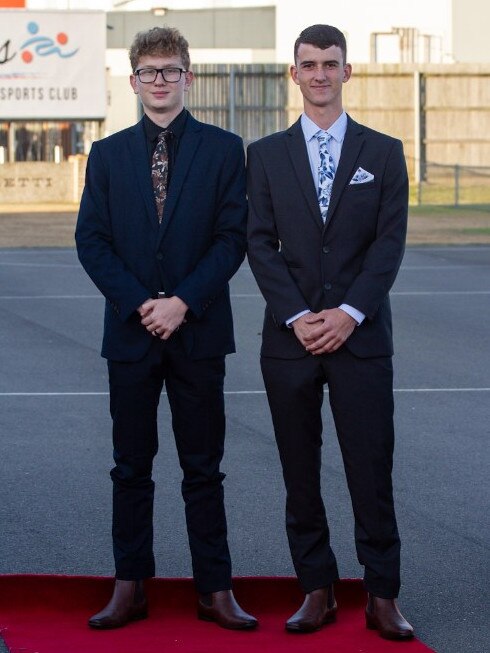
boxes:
[134,67,187,83]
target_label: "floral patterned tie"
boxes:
[151,131,169,223]
[316,131,336,222]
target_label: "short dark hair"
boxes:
[129,26,190,72]
[294,24,347,64]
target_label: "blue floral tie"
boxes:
[151,131,169,223]
[316,131,336,222]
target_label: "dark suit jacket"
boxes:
[247,115,408,359]
[76,114,247,362]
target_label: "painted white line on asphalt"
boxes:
[391,291,490,295]
[0,262,79,268]
[2,259,488,267]
[406,246,490,251]
[401,265,490,270]
[1,291,490,300]
[2,262,489,273]
[0,392,110,396]
[0,293,259,299]
[1,388,489,397]
[0,294,101,299]
[393,388,490,392]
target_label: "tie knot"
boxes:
[316,130,331,144]
[157,130,171,144]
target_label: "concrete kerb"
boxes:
[0,203,80,214]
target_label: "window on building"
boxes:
[0,121,101,162]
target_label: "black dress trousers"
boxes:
[108,335,232,594]
[261,346,401,599]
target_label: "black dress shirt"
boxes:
[143,109,189,188]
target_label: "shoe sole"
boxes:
[88,610,148,630]
[197,612,258,630]
[286,612,336,633]
[366,616,414,640]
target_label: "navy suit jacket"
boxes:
[247,115,408,359]
[76,114,247,362]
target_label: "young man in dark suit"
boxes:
[247,24,413,640]
[76,26,256,631]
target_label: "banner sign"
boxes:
[0,11,106,119]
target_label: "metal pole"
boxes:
[413,71,421,187]
[454,164,460,207]
[8,122,15,162]
[418,161,423,206]
[414,71,426,205]
[229,66,236,134]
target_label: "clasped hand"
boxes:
[138,296,188,340]
[292,308,356,355]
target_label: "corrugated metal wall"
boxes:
[187,64,289,147]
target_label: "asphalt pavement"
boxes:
[1,245,489,653]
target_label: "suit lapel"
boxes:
[127,119,159,235]
[157,115,202,245]
[325,116,364,226]
[285,120,324,230]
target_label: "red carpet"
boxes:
[0,575,435,652]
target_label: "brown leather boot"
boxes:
[88,579,148,629]
[286,585,337,632]
[197,589,258,630]
[365,593,414,640]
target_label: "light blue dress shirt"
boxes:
[286,111,365,327]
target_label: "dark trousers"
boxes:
[261,347,401,599]
[108,336,231,594]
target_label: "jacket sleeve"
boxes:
[342,139,408,319]
[171,136,247,318]
[75,142,152,322]
[246,141,310,326]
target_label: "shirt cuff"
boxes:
[339,303,365,325]
[285,309,311,328]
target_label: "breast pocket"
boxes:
[347,181,376,191]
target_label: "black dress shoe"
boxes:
[365,593,414,640]
[286,586,337,633]
[197,589,258,630]
[88,579,148,629]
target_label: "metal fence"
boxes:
[187,64,289,147]
[413,161,490,206]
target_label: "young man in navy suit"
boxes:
[247,24,413,640]
[76,26,256,631]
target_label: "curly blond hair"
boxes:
[129,26,190,72]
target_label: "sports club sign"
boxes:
[0,11,106,119]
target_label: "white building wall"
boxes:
[452,0,490,63]
[23,0,490,66]
[275,0,453,63]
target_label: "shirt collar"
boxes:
[301,111,347,144]
[144,108,188,142]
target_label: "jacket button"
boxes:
[156,253,163,260]
[324,282,332,291]
[322,246,330,253]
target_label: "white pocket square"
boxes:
[349,167,374,184]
